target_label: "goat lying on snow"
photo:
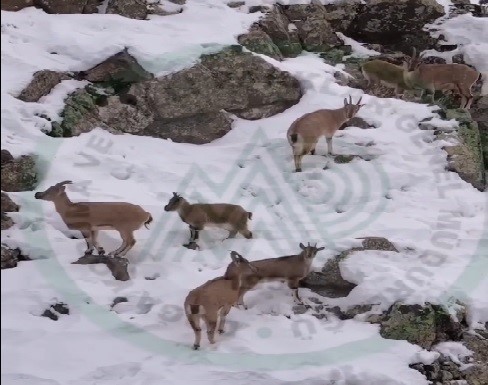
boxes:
[224,242,325,309]
[34,180,153,258]
[287,95,365,172]
[164,192,253,249]
[184,251,258,350]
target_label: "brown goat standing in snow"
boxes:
[34,180,153,258]
[184,251,258,350]
[164,192,253,249]
[287,95,365,172]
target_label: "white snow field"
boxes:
[1,1,487,385]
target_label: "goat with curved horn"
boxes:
[287,95,366,171]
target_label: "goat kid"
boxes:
[287,95,365,172]
[403,48,481,109]
[184,251,258,350]
[224,243,325,309]
[34,180,152,258]
[164,192,252,249]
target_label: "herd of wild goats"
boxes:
[33,48,481,350]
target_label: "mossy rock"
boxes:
[379,303,463,349]
[443,108,485,191]
[238,30,283,60]
[48,86,110,138]
[1,154,38,192]
[274,40,303,57]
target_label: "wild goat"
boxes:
[403,48,481,109]
[361,59,411,97]
[287,95,365,172]
[164,192,253,249]
[224,243,325,309]
[184,251,258,350]
[34,180,152,258]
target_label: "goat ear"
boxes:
[299,242,305,250]
[317,246,325,251]
[230,251,241,263]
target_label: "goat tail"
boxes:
[289,133,298,144]
[479,72,488,96]
[144,213,153,229]
[247,212,253,220]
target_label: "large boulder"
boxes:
[52,46,302,144]
[470,96,488,174]
[350,0,445,53]
[1,150,38,192]
[18,70,71,103]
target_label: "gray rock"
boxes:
[78,48,153,84]
[72,254,130,281]
[1,149,14,166]
[34,0,89,13]
[350,0,445,54]
[1,192,19,213]
[1,151,38,192]
[1,0,34,11]
[106,0,148,20]
[18,70,71,103]
[238,28,283,60]
[1,246,29,269]
[257,6,303,57]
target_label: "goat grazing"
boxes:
[184,251,258,350]
[164,192,253,249]
[34,180,153,258]
[224,243,325,309]
[287,95,365,172]
[403,48,481,109]
[361,59,411,97]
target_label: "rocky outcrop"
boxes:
[470,96,488,180]
[1,150,38,192]
[51,46,302,143]
[18,70,71,103]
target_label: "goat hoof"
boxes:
[84,251,93,256]
[184,242,199,250]
[295,168,302,173]
[193,344,200,350]
[218,329,224,334]
[98,248,105,256]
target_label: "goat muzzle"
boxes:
[34,192,43,199]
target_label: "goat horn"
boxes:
[348,95,352,104]
[356,96,363,105]
[56,180,72,187]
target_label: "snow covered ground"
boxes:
[1,1,487,385]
